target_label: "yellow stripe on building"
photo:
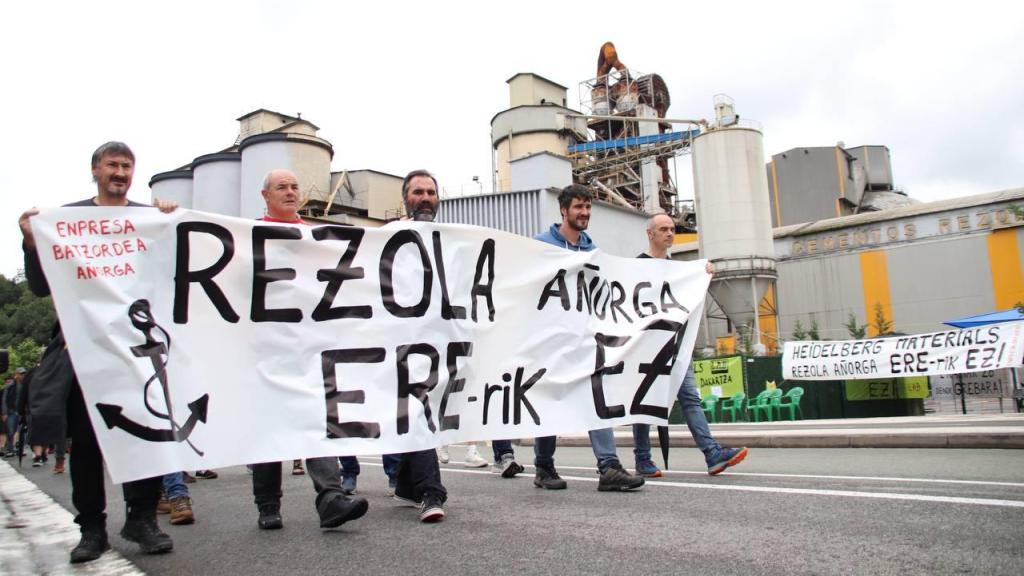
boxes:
[860,250,893,336]
[987,229,1024,309]
[771,160,782,225]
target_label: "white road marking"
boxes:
[0,461,144,575]
[358,458,1024,509]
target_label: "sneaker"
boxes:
[463,446,488,468]
[436,446,450,464]
[419,494,445,523]
[317,493,369,529]
[157,494,171,514]
[533,465,567,490]
[385,476,397,497]
[707,446,748,476]
[194,469,218,479]
[53,458,66,474]
[257,502,283,530]
[494,454,524,478]
[597,462,645,492]
[292,460,305,475]
[635,458,662,478]
[120,514,174,554]
[69,528,109,564]
[341,475,358,495]
[32,455,43,467]
[169,496,195,525]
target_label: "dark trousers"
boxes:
[67,380,161,530]
[492,439,515,463]
[252,457,344,507]
[395,449,446,503]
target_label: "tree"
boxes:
[844,312,868,339]
[0,274,54,349]
[872,302,894,336]
[1,338,43,380]
[792,319,807,341]
[808,318,821,341]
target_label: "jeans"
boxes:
[535,427,619,473]
[252,456,345,507]
[163,472,189,500]
[492,439,515,463]
[339,456,359,478]
[633,363,720,462]
[3,413,17,452]
[382,454,401,480]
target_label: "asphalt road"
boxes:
[12,446,1024,575]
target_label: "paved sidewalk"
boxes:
[531,413,1024,449]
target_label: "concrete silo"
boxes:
[192,152,242,216]
[691,96,777,347]
[149,170,193,209]
[238,131,333,220]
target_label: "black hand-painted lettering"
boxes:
[608,281,632,323]
[438,342,473,431]
[173,222,239,324]
[514,366,544,425]
[321,348,384,439]
[396,343,439,434]
[380,230,432,318]
[631,319,686,419]
[251,226,302,322]
[311,225,371,321]
[592,333,629,419]
[471,239,496,322]
[537,269,570,311]
[633,282,656,318]
[433,232,467,320]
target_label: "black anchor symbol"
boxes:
[96,299,208,456]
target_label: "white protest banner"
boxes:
[930,369,1015,399]
[783,323,1024,381]
[32,208,709,483]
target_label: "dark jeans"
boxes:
[492,439,515,463]
[340,456,359,477]
[67,380,161,530]
[382,453,401,480]
[394,450,446,503]
[251,456,345,507]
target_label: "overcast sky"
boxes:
[2,0,1022,277]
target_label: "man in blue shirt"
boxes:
[495,184,644,492]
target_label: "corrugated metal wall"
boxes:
[438,189,545,237]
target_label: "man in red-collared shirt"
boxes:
[248,169,370,531]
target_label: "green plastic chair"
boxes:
[719,392,747,422]
[749,389,782,422]
[701,394,719,423]
[745,389,771,422]
[776,387,805,420]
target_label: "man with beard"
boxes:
[18,141,177,563]
[511,184,645,492]
[248,168,370,531]
[631,213,748,477]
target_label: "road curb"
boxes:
[517,432,1024,449]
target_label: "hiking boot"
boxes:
[436,446,450,464]
[157,494,171,514]
[598,462,645,492]
[419,493,445,523]
[69,527,109,564]
[194,469,218,479]
[317,492,369,529]
[53,457,66,474]
[495,454,524,478]
[169,496,195,525]
[533,465,567,489]
[120,512,173,554]
[341,475,358,495]
[257,502,283,530]
[463,446,488,468]
[707,446,748,475]
[635,458,662,478]
[292,460,305,475]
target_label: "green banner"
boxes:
[694,356,744,399]
[845,376,929,400]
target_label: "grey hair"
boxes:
[91,141,134,169]
[646,211,671,231]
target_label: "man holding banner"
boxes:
[248,169,370,530]
[632,213,748,477]
[18,142,176,563]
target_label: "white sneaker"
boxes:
[463,445,488,468]
[437,446,450,464]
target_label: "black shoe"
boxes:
[419,493,445,523]
[120,515,174,554]
[317,492,369,529]
[70,528,109,564]
[597,462,645,492]
[194,469,219,479]
[533,465,568,489]
[257,502,283,530]
[32,455,43,467]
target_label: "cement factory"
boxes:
[151,42,1024,396]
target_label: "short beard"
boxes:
[568,218,588,232]
[408,203,436,222]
